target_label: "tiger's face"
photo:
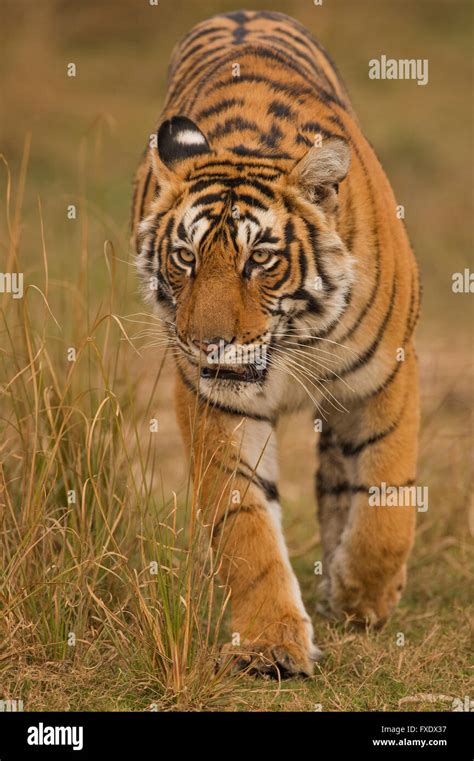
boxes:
[137,116,353,399]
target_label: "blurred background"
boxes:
[1,0,472,710]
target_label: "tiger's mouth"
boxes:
[199,364,266,383]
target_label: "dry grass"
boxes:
[1,0,473,712]
[0,146,242,711]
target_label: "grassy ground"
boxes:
[1,0,473,711]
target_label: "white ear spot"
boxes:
[175,130,207,146]
[157,116,211,169]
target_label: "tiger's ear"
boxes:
[156,116,212,170]
[289,137,350,213]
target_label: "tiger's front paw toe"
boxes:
[328,552,407,627]
[220,640,322,679]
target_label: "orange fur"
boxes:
[132,11,420,677]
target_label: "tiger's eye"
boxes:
[250,250,272,265]
[176,249,196,265]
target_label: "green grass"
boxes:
[1,0,472,712]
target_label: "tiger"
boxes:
[132,10,421,678]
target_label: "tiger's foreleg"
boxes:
[317,349,419,626]
[175,372,320,676]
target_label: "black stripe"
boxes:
[178,24,227,52]
[243,179,275,200]
[361,357,404,401]
[229,145,292,160]
[255,475,279,502]
[193,159,284,173]
[313,127,383,343]
[286,287,324,316]
[267,99,295,120]
[188,176,275,201]
[272,26,341,95]
[337,227,381,344]
[191,169,280,183]
[269,16,350,99]
[233,464,279,503]
[317,480,370,496]
[189,191,225,208]
[139,168,152,221]
[260,31,323,77]
[223,10,250,24]
[317,478,415,496]
[230,191,268,209]
[182,40,320,114]
[320,400,407,458]
[207,117,260,141]
[337,279,397,379]
[301,218,336,293]
[301,120,338,140]
[181,42,205,60]
[212,503,262,538]
[226,44,319,90]
[296,133,313,147]
[207,73,313,100]
[239,562,275,594]
[195,98,245,121]
[146,211,171,262]
[343,190,356,251]
[341,417,402,457]
[258,123,284,150]
[170,47,231,103]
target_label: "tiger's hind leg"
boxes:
[316,349,419,626]
[315,429,352,618]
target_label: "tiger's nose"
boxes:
[191,335,235,352]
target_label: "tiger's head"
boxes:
[137,116,353,403]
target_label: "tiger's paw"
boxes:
[219,640,322,679]
[327,550,407,627]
